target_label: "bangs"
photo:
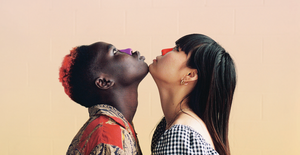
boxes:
[175,34,213,55]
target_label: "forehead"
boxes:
[89,42,116,62]
[89,42,112,54]
[88,42,116,68]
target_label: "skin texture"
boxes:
[89,42,148,123]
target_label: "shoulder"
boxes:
[90,115,139,155]
[152,124,219,155]
[67,115,127,155]
[151,118,166,151]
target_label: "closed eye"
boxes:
[173,46,179,52]
[113,48,118,54]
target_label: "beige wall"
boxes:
[1,0,299,154]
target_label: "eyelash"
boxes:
[113,48,118,54]
[174,46,179,51]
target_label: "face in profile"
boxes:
[149,47,189,85]
[90,42,149,87]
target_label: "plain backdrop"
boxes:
[0,0,299,154]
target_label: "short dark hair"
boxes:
[59,45,99,107]
[176,34,236,155]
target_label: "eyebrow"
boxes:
[107,44,113,51]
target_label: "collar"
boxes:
[88,104,135,132]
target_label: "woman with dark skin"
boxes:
[59,42,148,155]
[150,34,236,155]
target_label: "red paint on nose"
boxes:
[161,48,173,56]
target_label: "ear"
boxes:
[183,70,198,85]
[95,77,115,89]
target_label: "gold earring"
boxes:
[180,78,185,85]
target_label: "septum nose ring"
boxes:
[161,48,173,56]
[119,48,132,55]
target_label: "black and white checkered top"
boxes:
[151,118,219,155]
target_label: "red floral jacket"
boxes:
[67,104,141,155]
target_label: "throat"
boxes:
[110,88,138,123]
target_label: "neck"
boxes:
[156,82,191,127]
[109,86,139,124]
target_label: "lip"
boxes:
[133,51,145,61]
[139,55,145,61]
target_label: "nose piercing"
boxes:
[161,48,173,56]
[119,48,132,55]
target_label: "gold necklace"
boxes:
[166,108,191,129]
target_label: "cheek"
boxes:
[159,55,172,66]
[115,58,148,83]
[160,55,181,72]
[151,57,179,81]
[116,59,136,75]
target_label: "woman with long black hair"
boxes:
[149,34,236,155]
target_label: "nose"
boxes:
[161,48,173,56]
[119,48,132,55]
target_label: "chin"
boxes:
[149,65,157,77]
[136,66,149,82]
[148,70,158,85]
[148,64,154,73]
[141,68,149,80]
[142,62,150,74]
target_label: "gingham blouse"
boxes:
[151,118,219,155]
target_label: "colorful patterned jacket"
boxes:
[67,104,142,155]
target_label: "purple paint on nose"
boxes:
[119,48,132,55]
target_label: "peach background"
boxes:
[0,0,299,154]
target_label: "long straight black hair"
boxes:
[176,34,236,155]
